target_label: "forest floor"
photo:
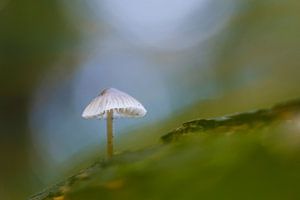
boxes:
[29,99,300,200]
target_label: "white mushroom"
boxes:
[82,88,147,158]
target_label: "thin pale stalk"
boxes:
[106,110,113,158]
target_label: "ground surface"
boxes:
[30,100,300,200]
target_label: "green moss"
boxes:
[29,99,300,200]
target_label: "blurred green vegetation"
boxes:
[0,0,78,96]
[30,99,300,200]
[0,1,80,199]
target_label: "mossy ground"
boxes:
[30,100,300,200]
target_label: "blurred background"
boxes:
[1,0,300,199]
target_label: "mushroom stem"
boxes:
[106,109,114,158]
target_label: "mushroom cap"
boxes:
[82,88,147,119]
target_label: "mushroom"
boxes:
[82,88,147,158]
